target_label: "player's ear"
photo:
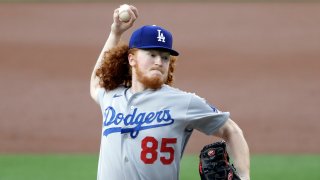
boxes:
[128,53,136,66]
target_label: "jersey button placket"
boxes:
[127,93,137,111]
[124,96,136,166]
[124,156,129,162]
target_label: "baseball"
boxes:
[118,4,131,22]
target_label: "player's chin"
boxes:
[144,76,165,90]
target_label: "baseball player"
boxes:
[90,4,250,180]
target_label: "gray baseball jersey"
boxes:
[96,85,229,180]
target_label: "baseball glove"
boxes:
[199,141,240,180]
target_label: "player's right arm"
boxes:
[90,5,138,103]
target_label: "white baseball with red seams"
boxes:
[96,85,229,180]
[118,4,131,22]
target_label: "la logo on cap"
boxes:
[129,25,179,56]
[157,29,166,43]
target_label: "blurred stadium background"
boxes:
[0,0,319,179]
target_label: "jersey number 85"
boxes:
[141,136,177,165]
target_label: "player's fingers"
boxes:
[124,6,137,24]
[111,5,137,34]
[113,9,121,23]
[129,5,139,19]
[127,12,136,24]
[120,5,137,27]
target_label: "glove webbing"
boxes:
[199,141,240,180]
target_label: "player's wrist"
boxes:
[110,24,124,36]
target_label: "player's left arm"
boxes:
[213,118,250,180]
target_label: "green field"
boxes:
[0,154,319,180]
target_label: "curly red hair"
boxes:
[96,44,177,91]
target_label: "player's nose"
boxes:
[154,55,163,66]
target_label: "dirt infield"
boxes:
[1,3,319,154]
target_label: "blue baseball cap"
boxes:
[129,25,179,56]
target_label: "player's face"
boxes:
[129,49,170,89]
